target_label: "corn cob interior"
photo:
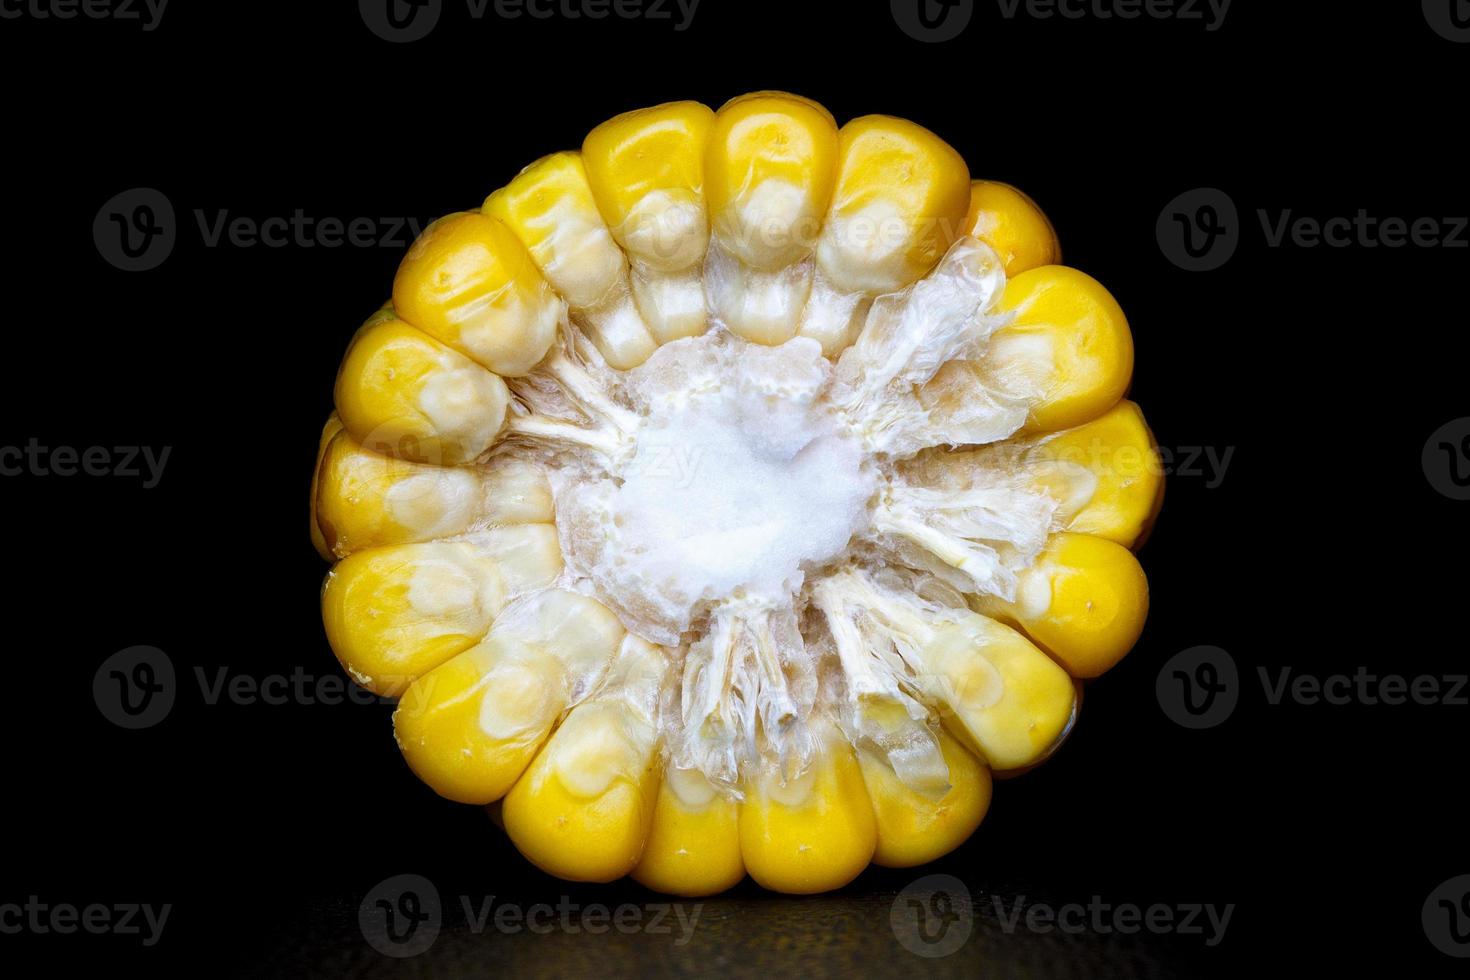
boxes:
[312,94,1160,896]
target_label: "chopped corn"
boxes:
[311,92,1161,895]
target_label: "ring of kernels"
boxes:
[312,93,1162,896]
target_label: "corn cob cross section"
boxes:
[311,93,1160,895]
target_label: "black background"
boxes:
[3,1,1466,976]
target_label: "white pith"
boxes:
[475,235,1068,799]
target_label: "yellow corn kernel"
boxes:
[964,180,1061,277]
[583,101,712,270]
[1024,399,1163,548]
[738,717,877,894]
[334,307,509,465]
[314,429,552,558]
[704,92,838,345]
[632,766,745,897]
[321,526,563,697]
[395,635,561,804]
[988,265,1135,433]
[486,153,656,370]
[502,637,668,882]
[798,115,970,356]
[706,92,837,269]
[859,729,991,869]
[485,154,624,310]
[310,413,344,560]
[394,590,626,804]
[989,677,1082,777]
[583,101,713,345]
[392,212,562,377]
[918,612,1076,771]
[816,115,971,294]
[974,532,1148,679]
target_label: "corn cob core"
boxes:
[315,94,1157,895]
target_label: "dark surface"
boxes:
[2,2,1467,976]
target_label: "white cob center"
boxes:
[496,237,1067,788]
[557,332,876,643]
